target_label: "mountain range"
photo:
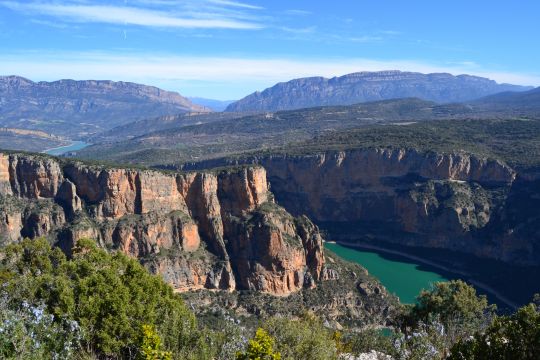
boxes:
[0,76,209,138]
[226,70,532,112]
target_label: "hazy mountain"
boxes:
[188,97,236,111]
[0,76,209,138]
[472,87,540,110]
[226,70,532,112]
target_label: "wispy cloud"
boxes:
[0,1,263,29]
[207,0,263,10]
[284,9,312,16]
[29,19,70,29]
[2,51,539,89]
[348,35,383,43]
[280,26,316,34]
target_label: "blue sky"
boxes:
[1,0,539,100]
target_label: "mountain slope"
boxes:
[472,87,540,110]
[88,111,248,143]
[226,70,532,112]
[0,76,209,138]
[77,97,520,166]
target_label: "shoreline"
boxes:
[327,240,519,310]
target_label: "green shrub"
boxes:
[237,328,281,360]
[449,303,540,360]
[0,238,206,359]
[262,314,339,360]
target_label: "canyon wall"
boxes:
[183,148,540,266]
[0,152,326,295]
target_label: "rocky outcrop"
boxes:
[183,249,396,329]
[0,152,328,296]
[226,70,531,112]
[182,148,540,266]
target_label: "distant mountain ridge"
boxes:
[226,70,532,112]
[472,86,540,110]
[188,97,235,111]
[0,75,209,137]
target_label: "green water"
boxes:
[325,242,448,304]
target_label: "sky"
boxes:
[1,0,539,100]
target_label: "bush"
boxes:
[449,303,540,360]
[236,328,281,360]
[0,297,81,359]
[263,314,340,360]
[0,238,207,359]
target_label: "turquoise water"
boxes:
[325,242,448,304]
[44,141,90,156]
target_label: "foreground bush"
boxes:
[236,328,281,360]
[263,314,340,360]
[449,303,540,360]
[0,238,210,359]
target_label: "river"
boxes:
[325,242,517,308]
[43,141,90,156]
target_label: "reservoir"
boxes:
[325,242,520,310]
[325,242,447,304]
[44,141,90,156]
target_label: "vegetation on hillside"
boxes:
[72,95,540,172]
[1,239,539,359]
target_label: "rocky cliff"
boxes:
[181,148,540,266]
[0,152,398,326]
[226,71,531,112]
[0,152,330,296]
[0,76,209,139]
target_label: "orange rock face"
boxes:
[0,153,325,295]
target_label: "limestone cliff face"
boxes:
[182,148,539,265]
[0,152,325,295]
[225,71,531,112]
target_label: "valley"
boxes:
[1,71,539,359]
[3,1,540,357]
[0,152,396,328]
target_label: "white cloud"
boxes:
[207,0,263,10]
[1,51,538,98]
[0,1,262,29]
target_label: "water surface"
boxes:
[44,141,90,156]
[325,242,448,304]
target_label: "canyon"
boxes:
[0,151,395,325]
[182,147,540,267]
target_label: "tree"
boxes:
[0,238,206,359]
[236,328,281,360]
[449,303,540,360]
[408,280,495,326]
[397,280,496,358]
